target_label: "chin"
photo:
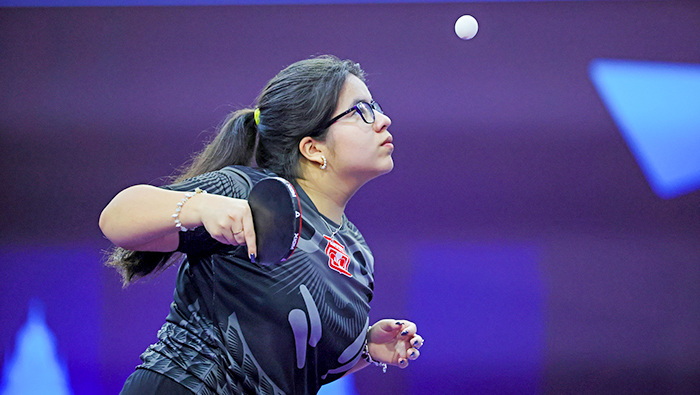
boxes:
[352,158,394,183]
[377,158,394,176]
[385,159,395,173]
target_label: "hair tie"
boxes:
[254,108,261,126]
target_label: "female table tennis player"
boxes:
[99,55,423,395]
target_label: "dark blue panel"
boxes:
[408,243,545,394]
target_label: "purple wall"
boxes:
[1,1,699,394]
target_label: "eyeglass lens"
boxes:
[357,101,383,124]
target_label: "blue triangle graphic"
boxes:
[0,299,74,395]
[589,59,700,199]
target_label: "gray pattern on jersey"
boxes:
[138,166,375,394]
[139,301,286,395]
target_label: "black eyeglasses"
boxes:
[324,101,384,129]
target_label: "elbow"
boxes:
[99,205,118,244]
[99,210,134,249]
[99,186,138,247]
[99,196,131,247]
[98,208,110,235]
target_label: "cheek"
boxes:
[328,134,366,160]
[340,140,373,162]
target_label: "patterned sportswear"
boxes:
[136,166,375,395]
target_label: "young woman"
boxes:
[100,55,422,395]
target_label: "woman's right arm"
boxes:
[99,184,257,255]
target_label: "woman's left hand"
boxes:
[367,319,423,368]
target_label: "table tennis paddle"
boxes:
[247,177,302,265]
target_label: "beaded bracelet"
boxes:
[361,328,387,373]
[172,187,207,232]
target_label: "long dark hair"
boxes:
[106,55,366,285]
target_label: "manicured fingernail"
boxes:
[401,330,409,336]
[399,359,406,365]
[250,253,256,263]
[395,321,402,326]
[411,351,416,357]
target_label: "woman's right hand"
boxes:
[194,194,257,257]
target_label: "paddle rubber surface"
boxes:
[247,177,302,265]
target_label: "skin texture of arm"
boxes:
[99,184,257,255]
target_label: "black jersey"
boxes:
[136,166,375,395]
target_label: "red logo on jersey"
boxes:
[324,235,352,277]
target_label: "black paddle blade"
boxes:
[247,177,301,265]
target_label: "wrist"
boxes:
[361,327,387,373]
[172,188,207,231]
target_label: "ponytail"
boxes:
[176,109,258,182]
[105,109,258,286]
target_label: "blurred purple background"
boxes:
[1,1,699,394]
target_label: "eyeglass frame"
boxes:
[323,100,384,129]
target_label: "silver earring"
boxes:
[320,155,327,170]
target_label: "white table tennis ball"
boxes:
[455,15,478,40]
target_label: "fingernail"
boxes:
[399,359,406,365]
[411,351,416,357]
[395,321,402,326]
[401,330,408,336]
[250,253,256,263]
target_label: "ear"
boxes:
[298,136,327,166]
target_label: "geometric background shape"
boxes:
[0,299,74,395]
[589,59,700,198]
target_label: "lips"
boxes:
[381,134,393,147]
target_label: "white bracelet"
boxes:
[361,328,387,373]
[172,187,206,232]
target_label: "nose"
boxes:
[373,111,391,132]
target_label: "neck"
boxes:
[296,164,362,224]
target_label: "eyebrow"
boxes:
[351,97,372,106]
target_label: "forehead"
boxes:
[336,74,372,108]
